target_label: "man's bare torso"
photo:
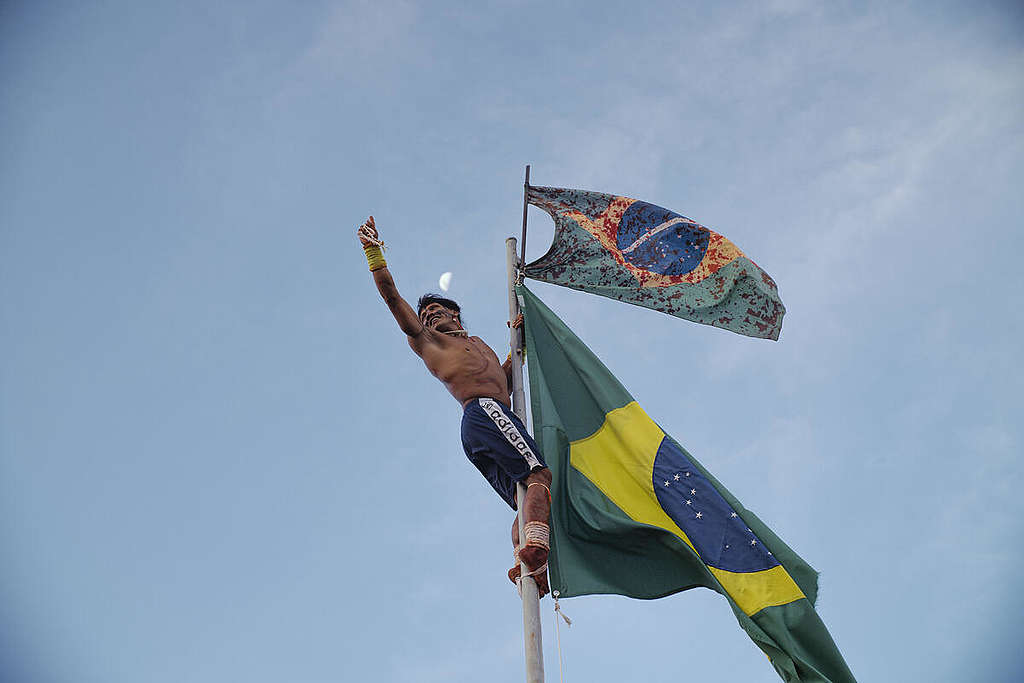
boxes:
[413,329,510,408]
[357,217,513,409]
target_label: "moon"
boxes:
[438,272,452,291]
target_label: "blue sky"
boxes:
[2,1,1022,681]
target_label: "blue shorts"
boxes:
[461,398,547,510]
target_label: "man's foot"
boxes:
[519,543,548,571]
[508,561,550,598]
[531,567,550,598]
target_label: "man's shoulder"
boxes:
[409,327,468,353]
[407,326,443,351]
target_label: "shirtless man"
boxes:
[358,216,552,596]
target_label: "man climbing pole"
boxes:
[358,216,552,596]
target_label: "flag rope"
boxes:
[552,591,572,683]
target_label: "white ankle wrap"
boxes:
[524,521,550,550]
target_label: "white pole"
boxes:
[506,236,544,683]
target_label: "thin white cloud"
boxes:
[301,0,422,79]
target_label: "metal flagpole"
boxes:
[520,165,530,268]
[506,164,543,683]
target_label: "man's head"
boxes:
[417,293,463,332]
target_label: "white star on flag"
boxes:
[673,474,680,481]
[695,511,703,519]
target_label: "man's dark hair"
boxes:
[417,293,462,320]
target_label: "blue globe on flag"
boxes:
[616,201,710,277]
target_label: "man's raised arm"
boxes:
[358,216,424,339]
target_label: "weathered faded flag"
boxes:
[524,186,785,340]
[518,284,855,682]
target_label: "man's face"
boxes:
[419,303,460,330]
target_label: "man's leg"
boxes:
[509,467,552,597]
[517,468,552,567]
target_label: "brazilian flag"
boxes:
[518,285,855,683]
[524,186,785,340]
